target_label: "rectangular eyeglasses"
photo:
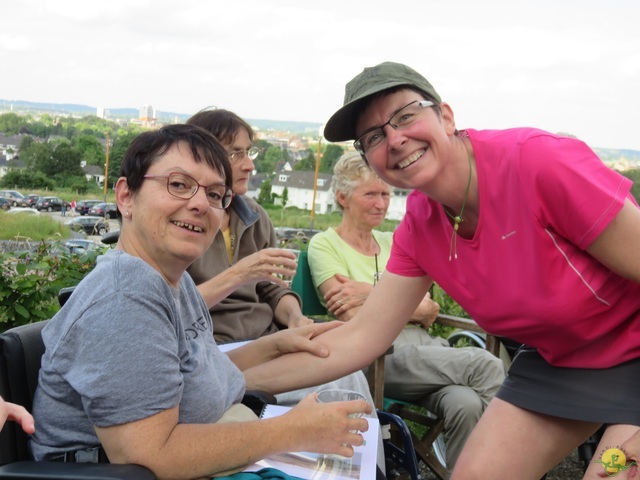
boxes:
[354,100,434,156]
[143,172,233,209]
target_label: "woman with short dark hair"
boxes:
[31,124,371,479]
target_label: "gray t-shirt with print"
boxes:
[31,249,246,460]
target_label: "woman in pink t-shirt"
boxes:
[245,62,640,480]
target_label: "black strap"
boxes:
[50,446,110,463]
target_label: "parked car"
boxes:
[76,199,102,216]
[88,202,118,219]
[24,194,41,207]
[0,198,11,210]
[36,196,70,212]
[0,190,26,207]
[63,239,108,255]
[6,207,40,215]
[66,216,110,236]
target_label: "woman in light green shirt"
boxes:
[308,152,505,473]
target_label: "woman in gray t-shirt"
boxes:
[31,124,371,479]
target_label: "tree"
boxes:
[254,139,271,154]
[107,131,139,182]
[64,124,77,140]
[20,141,53,172]
[0,113,25,135]
[255,145,282,174]
[293,150,316,171]
[74,134,106,166]
[0,169,55,190]
[257,177,273,205]
[50,143,84,177]
[19,135,34,151]
[33,121,51,137]
[67,177,92,194]
[282,187,289,207]
[320,144,344,173]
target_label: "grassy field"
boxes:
[0,210,70,241]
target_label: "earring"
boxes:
[125,211,130,217]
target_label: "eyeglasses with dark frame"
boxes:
[228,147,260,163]
[143,172,233,209]
[354,100,434,156]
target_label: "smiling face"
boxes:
[116,142,225,285]
[355,89,457,191]
[338,178,390,230]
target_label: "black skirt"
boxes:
[496,346,640,425]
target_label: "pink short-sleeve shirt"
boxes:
[388,128,640,368]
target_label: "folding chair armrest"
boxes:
[0,461,156,479]
[435,314,501,357]
[101,230,120,245]
[365,345,394,411]
[58,286,76,307]
[434,314,483,333]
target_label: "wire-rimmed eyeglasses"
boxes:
[354,100,434,156]
[143,172,233,209]
[228,147,260,163]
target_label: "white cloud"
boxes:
[2,0,639,150]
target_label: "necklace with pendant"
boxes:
[444,147,473,261]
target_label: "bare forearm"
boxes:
[245,320,379,394]
[196,267,246,308]
[227,321,339,372]
[273,294,306,328]
[99,396,370,480]
[246,272,428,394]
[226,335,277,371]
[338,292,436,328]
[103,417,307,480]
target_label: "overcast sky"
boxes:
[2,0,639,150]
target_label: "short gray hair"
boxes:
[331,152,388,210]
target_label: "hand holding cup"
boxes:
[273,249,300,287]
[315,389,371,459]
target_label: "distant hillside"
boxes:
[593,147,640,166]
[1,99,96,115]
[2,99,640,159]
[0,99,323,135]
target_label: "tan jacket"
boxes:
[187,195,300,343]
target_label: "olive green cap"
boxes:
[324,61,441,142]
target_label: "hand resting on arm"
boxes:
[244,271,431,394]
[323,273,439,329]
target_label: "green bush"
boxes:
[0,240,102,332]
[0,169,55,190]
